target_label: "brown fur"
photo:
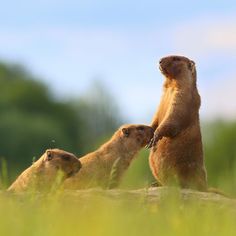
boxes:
[148,55,207,191]
[8,149,81,193]
[63,124,154,189]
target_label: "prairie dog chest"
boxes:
[158,87,175,122]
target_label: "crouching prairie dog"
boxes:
[8,149,81,193]
[63,124,154,189]
[148,55,207,191]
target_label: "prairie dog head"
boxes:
[119,124,154,150]
[42,149,81,178]
[159,55,196,80]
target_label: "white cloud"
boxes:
[0,26,167,90]
[0,14,236,122]
[200,75,236,120]
[172,15,236,57]
[165,14,236,120]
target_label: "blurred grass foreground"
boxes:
[0,61,236,235]
[0,188,236,236]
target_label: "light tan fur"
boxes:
[8,149,81,193]
[63,124,154,189]
[148,55,207,191]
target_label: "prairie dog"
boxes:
[64,124,154,189]
[148,55,207,191]
[8,149,81,193]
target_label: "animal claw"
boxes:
[146,139,154,149]
[146,132,160,148]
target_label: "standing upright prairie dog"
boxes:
[63,124,154,189]
[148,55,207,191]
[8,149,81,193]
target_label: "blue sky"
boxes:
[1,1,236,123]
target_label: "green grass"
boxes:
[1,149,236,236]
[0,189,235,236]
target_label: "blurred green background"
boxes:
[0,61,235,195]
[0,61,123,186]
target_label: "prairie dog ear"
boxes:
[189,60,195,72]
[122,128,130,137]
[45,150,53,161]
